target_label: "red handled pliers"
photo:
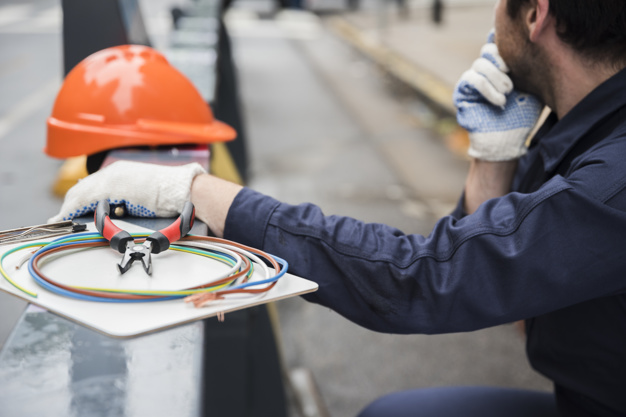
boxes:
[94,200,195,275]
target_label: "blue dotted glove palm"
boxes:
[453,32,544,161]
[48,161,206,223]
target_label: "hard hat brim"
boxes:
[45,117,237,158]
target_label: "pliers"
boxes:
[94,200,196,275]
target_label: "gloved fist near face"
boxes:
[453,31,544,161]
[48,161,206,223]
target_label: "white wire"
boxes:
[177,240,272,285]
[208,241,273,285]
[174,241,245,282]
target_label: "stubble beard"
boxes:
[505,36,548,102]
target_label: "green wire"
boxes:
[1,233,255,299]
[0,242,46,297]
[72,246,240,296]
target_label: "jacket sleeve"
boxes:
[224,169,626,334]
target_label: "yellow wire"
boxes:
[0,243,44,298]
[72,285,233,296]
[56,246,241,296]
[0,266,38,298]
[1,234,254,300]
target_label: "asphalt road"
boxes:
[0,0,63,352]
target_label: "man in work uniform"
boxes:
[51,0,626,415]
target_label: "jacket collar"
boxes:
[533,68,626,174]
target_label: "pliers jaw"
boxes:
[118,240,153,275]
[95,200,195,276]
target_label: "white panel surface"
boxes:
[0,221,317,338]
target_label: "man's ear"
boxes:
[526,0,551,42]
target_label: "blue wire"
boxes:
[226,255,288,291]
[26,233,289,303]
[27,256,182,303]
[52,232,104,243]
[27,233,183,303]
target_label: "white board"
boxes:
[0,221,318,338]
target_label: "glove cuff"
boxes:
[468,129,530,161]
[155,163,206,216]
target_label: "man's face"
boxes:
[494,0,544,97]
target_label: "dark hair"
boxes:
[506,0,626,67]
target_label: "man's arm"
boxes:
[453,31,542,215]
[190,173,242,238]
[190,157,516,240]
[463,159,523,337]
[463,159,518,214]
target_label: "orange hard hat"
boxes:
[46,44,236,158]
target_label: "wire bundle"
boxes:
[1,232,287,308]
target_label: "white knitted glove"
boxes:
[453,32,543,161]
[48,161,206,223]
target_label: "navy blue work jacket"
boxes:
[225,68,626,416]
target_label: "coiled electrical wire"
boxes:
[1,232,287,307]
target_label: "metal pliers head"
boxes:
[118,240,153,275]
[95,200,196,275]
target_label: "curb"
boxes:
[326,16,456,117]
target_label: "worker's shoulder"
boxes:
[566,119,626,204]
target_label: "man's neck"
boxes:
[543,46,624,119]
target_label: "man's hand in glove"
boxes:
[453,31,544,161]
[48,161,206,223]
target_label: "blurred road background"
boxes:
[0,0,552,415]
